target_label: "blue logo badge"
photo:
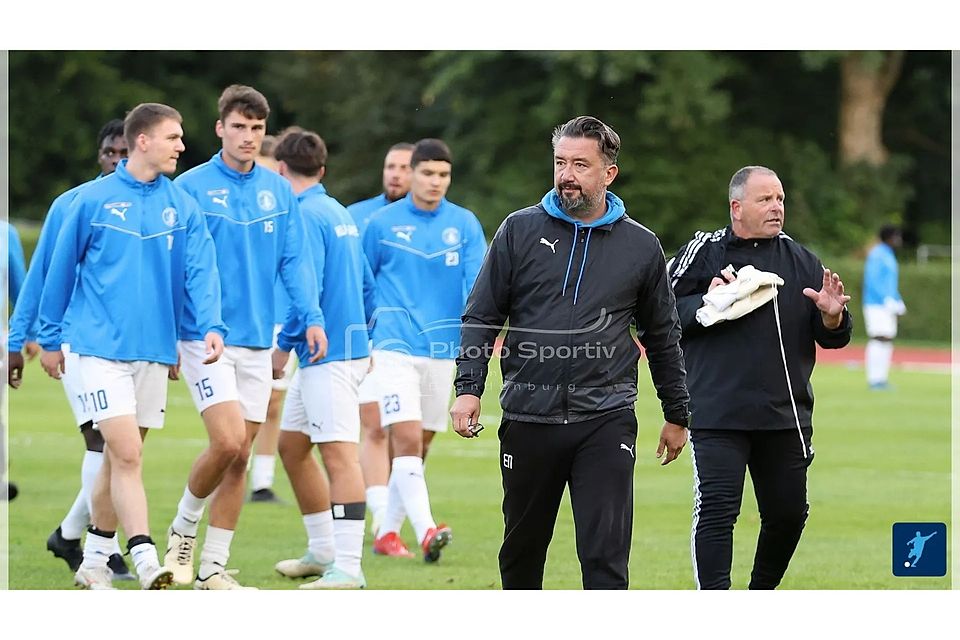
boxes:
[892,522,946,577]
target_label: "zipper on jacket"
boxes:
[561,226,589,423]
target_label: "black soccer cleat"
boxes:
[47,526,83,572]
[107,553,136,582]
[2,482,17,501]
[249,488,283,504]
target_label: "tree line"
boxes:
[8,51,950,258]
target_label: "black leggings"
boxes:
[689,427,814,589]
[498,409,638,590]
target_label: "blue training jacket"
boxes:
[362,192,486,359]
[278,183,376,366]
[862,242,903,306]
[346,193,390,237]
[7,180,97,353]
[175,152,324,348]
[37,160,227,365]
[5,221,26,309]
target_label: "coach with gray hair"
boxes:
[451,115,690,589]
[667,165,852,589]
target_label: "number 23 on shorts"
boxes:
[383,394,400,414]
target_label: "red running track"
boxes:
[490,337,950,369]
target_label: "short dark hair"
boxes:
[879,224,901,243]
[389,142,415,154]
[97,119,125,149]
[124,103,182,149]
[274,129,327,177]
[411,138,452,167]
[551,116,620,166]
[218,84,270,121]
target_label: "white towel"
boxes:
[696,265,785,327]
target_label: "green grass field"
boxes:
[5,356,951,589]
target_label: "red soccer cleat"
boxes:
[372,531,415,558]
[421,524,452,563]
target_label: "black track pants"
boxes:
[497,408,638,590]
[689,427,814,590]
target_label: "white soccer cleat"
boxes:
[194,567,258,590]
[138,564,174,590]
[274,553,332,579]
[163,528,196,585]
[299,566,366,590]
[74,565,116,590]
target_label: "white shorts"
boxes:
[77,355,168,429]
[373,350,456,432]
[357,354,382,405]
[179,341,272,423]
[271,324,298,392]
[281,358,370,444]
[863,305,898,339]
[60,344,93,427]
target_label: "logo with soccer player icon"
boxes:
[892,522,947,577]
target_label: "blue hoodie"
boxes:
[38,160,227,365]
[7,180,98,353]
[539,189,626,305]
[362,192,486,359]
[277,183,376,366]
[862,242,903,306]
[175,153,323,349]
[4,222,26,309]
[346,193,391,237]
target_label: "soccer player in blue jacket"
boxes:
[269,129,376,588]
[346,142,414,537]
[37,103,227,590]
[346,142,414,235]
[862,225,906,389]
[163,86,325,590]
[363,138,487,562]
[7,119,138,581]
[2,220,26,503]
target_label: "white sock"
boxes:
[380,471,406,537]
[80,529,114,569]
[392,456,436,544]
[199,526,234,578]
[365,485,388,532]
[250,454,276,492]
[172,486,206,537]
[303,511,335,565]
[61,450,103,539]
[866,339,894,385]
[80,450,103,512]
[60,492,90,541]
[129,542,160,574]
[333,518,365,577]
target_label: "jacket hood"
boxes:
[540,189,625,228]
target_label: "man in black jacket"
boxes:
[450,115,690,589]
[668,165,852,589]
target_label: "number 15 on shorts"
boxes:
[194,377,214,400]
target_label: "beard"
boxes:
[557,184,603,217]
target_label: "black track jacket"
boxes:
[667,226,852,431]
[454,204,690,426]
